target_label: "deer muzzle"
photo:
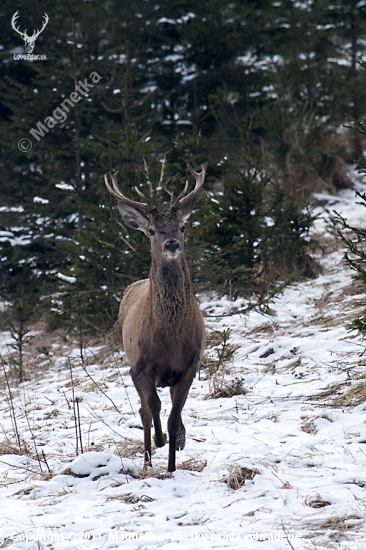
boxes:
[164,239,181,258]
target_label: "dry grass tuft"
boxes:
[303,513,365,538]
[86,442,105,453]
[0,438,22,455]
[62,468,90,479]
[206,330,226,348]
[43,408,60,419]
[221,465,259,490]
[245,322,281,337]
[319,513,364,532]
[179,457,207,472]
[301,418,318,434]
[301,414,332,434]
[206,377,249,399]
[116,438,145,458]
[311,374,366,408]
[305,495,332,508]
[311,380,351,403]
[139,466,173,480]
[11,486,37,497]
[0,536,17,547]
[331,377,366,408]
[106,492,156,504]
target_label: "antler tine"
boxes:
[104,172,151,212]
[11,11,19,25]
[174,181,189,204]
[11,11,26,38]
[134,186,153,209]
[104,172,121,201]
[34,13,49,38]
[187,162,208,182]
[175,163,208,207]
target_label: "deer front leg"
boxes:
[170,387,186,450]
[147,390,167,448]
[132,367,166,461]
[139,402,152,467]
[167,366,196,472]
[131,370,153,467]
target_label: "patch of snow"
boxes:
[2,179,366,548]
[57,272,76,283]
[33,197,49,204]
[55,182,74,191]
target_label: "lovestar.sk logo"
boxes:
[12,11,48,60]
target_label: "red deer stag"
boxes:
[104,164,207,472]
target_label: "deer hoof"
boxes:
[154,432,167,448]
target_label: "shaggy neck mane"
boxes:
[150,256,193,328]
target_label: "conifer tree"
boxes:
[195,130,318,298]
[0,0,165,332]
[332,119,366,339]
[1,0,363,334]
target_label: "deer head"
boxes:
[104,163,207,264]
[11,11,49,54]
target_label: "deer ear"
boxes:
[117,202,149,232]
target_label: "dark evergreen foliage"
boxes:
[195,145,318,298]
[333,188,366,338]
[331,111,366,340]
[0,0,365,334]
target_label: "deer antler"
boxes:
[104,172,153,212]
[175,163,208,207]
[11,11,26,39]
[32,13,49,40]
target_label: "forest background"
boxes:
[1,0,366,337]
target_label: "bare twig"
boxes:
[22,397,43,472]
[86,405,132,441]
[0,458,41,476]
[281,521,296,550]
[41,450,51,474]
[76,397,83,454]
[114,356,135,415]
[80,362,122,415]
[1,360,21,448]
[62,390,71,409]
[68,359,82,456]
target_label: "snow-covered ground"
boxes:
[1,176,366,549]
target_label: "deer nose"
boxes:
[165,240,180,253]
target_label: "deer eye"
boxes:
[180,226,186,233]
[148,228,155,236]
